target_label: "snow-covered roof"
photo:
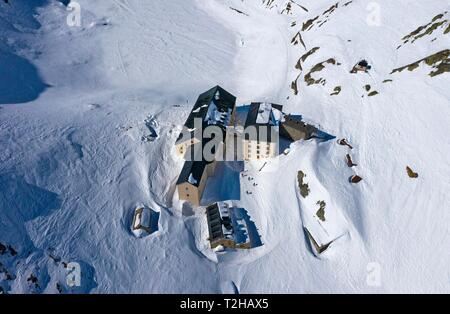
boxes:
[232,218,249,245]
[203,100,233,127]
[245,102,284,127]
[295,165,348,251]
[217,202,230,218]
[256,102,273,124]
[179,86,236,130]
[188,173,198,185]
[132,207,152,237]
[271,107,283,125]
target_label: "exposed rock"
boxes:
[302,16,319,31]
[301,2,345,31]
[291,74,300,95]
[346,154,357,167]
[330,86,341,96]
[297,170,310,198]
[291,31,306,49]
[229,7,249,17]
[400,12,449,47]
[406,166,419,178]
[304,58,337,86]
[27,274,39,288]
[391,49,450,77]
[338,138,353,149]
[316,201,326,221]
[349,175,363,183]
[296,47,320,70]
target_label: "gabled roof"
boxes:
[184,85,236,130]
[280,114,318,141]
[245,102,283,128]
[205,203,224,242]
[176,159,210,187]
[176,139,219,186]
[176,86,236,144]
[244,102,283,142]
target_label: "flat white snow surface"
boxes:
[0,0,449,293]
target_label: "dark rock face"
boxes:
[349,175,363,184]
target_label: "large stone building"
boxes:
[175,86,237,206]
[176,157,217,207]
[175,88,324,206]
[242,102,283,161]
[175,86,237,158]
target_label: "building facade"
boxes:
[243,102,283,161]
[175,86,237,206]
[280,114,317,141]
[205,202,251,250]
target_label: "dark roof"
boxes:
[176,159,209,187]
[175,128,201,143]
[205,203,224,242]
[175,86,236,144]
[280,114,318,141]
[176,138,219,186]
[244,102,283,128]
[183,85,236,130]
[244,103,283,142]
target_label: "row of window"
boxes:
[178,139,198,154]
[248,143,267,149]
[248,147,271,154]
[246,150,272,159]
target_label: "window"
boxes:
[186,187,189,191]
[186,194,190,197]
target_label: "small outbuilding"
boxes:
[205,202,251,250]
[280,114,318,141]
[131,206,154,237]
[243,102,284,161]
[350,59,372,73]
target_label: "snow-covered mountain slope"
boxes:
[0,0,449,293]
